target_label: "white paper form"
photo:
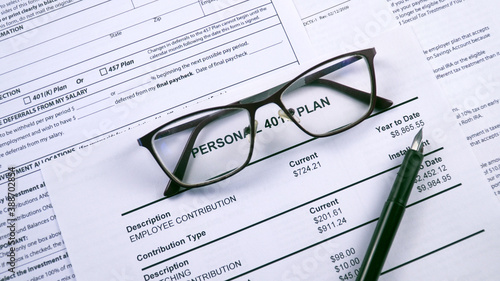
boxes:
[0,0,313,279]
[41,29,500,280]
[390,0,500,198]
[294,0,500,199]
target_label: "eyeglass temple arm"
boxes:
[313,79,392,109]
[303,56,392,109]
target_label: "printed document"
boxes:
[2,0,500,280]
[294,0,500,198]
[0,0,311,279]
[41,29,500,280]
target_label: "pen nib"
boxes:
[411,128,423,152]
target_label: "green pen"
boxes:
[356,128,424,281]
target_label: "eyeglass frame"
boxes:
[138,48,393,197]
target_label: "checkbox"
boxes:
[100,68,108,76]
[24,96,31,105]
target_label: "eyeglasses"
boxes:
[138,48,392,197]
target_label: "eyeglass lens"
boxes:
[281,54,372,136]
[153,108,253,185]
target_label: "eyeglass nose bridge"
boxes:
[278,108,300,123]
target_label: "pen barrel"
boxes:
[387,150,424,205]
[356,150,423,281]
[356,201,405,281]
